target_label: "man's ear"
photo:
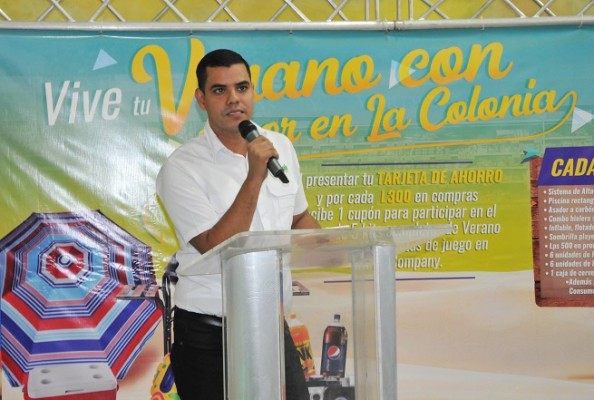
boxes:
[195,87,206,110]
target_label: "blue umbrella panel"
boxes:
[0,210,162,387]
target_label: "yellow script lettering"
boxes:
[131,38,204,136]
[399,42,513,88]
[367,94,410,142]
[255,55,380,101]
[310,114,358,140]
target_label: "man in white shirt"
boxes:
[156,48,320,399]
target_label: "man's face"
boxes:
[196,63,255,137]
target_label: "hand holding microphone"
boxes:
[239,120,289,184]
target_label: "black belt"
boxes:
[174,307,223,328]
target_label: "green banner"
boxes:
[0,27,592,274]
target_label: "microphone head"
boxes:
[238,120,257,140]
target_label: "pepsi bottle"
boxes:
[320,314,348,377]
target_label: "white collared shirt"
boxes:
[156,121,308,316]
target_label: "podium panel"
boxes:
[224,250,283,399]
[178,225,451,400]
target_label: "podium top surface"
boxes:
[177,225,451,277]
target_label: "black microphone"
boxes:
[238,120,289,184]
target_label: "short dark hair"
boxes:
[196,49,251,91]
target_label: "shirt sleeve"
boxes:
[156,152,220,248]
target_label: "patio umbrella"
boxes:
[0,210,162,387]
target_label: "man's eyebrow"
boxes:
[209,83,226,90]
[208,80,250,90]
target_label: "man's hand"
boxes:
[246,136,278,182]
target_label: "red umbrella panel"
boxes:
[0,210,162,387]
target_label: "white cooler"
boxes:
[25,363,117,400]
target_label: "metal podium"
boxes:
[177,225,451,400]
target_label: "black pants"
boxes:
[170,307,310,400]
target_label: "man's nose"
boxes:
[227,89,239,103]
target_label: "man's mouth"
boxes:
[226,109,244,117]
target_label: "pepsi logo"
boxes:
[327,345,341,360]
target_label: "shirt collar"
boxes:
[204,120,268,160]
[203,120,230,160]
